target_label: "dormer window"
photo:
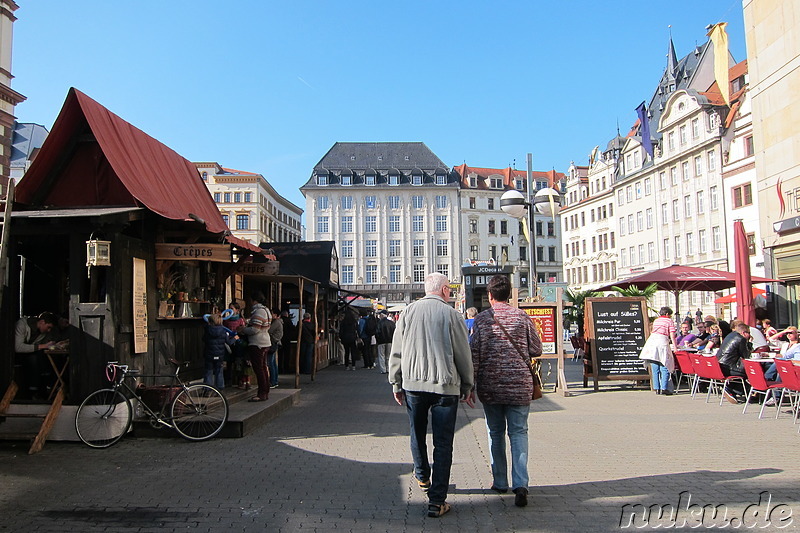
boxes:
[389,174,399,186]
[412,174,423,186]
[490,177,502,189]
[515,179,524,190]
[365,174,376,186]
[536,180,547,190]
[317,173,328,186]
[201,172,208,181]
[469,175,478,188]
[341,174,352,186]
[435,174,446,185]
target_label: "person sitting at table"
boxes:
[14,312,58,400]
[676,322,697,348]
[688,322,711,349]
[762,319,778,340]
[762,328,800,406]
[748,323,771,354]
[716,322,752,403]
[702,324,723,353]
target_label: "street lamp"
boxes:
[501,187,562,297]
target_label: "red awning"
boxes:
[16,88,227,235]
[225,234,263,254]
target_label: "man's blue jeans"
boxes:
[267,347,279,386]
[404,391,459,505]
[482,403,530,491]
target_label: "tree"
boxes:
[563,288,601,338]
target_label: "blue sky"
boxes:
[13,1,746,216]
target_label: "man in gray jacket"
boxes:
[389,272,474,518]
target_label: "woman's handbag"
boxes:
[491,311,543,401]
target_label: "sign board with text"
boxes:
[132,257,148,354]
[519,291,570,396]
[155,243,231,263]
[585,297,650,390]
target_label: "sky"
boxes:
[12,1,746,219]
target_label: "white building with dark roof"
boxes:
[301,142,461,305]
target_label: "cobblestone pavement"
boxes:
[2,360,799,532]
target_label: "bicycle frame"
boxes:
[106,362,191,430]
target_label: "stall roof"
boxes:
[13,88,262,252]
[262,241,339,288]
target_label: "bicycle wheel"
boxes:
[75,389,132,448]
[170,384,228,441]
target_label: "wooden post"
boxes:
[311,283,319,382]
[294,277,304,389]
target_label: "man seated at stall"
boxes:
[14,312,58,400]
[675,322,697,348]
[748,324,771,354]
[716,322,751,404]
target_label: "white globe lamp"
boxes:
[533,187,562,218]
[500,189,528,218]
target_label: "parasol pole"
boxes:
[674,290,680,326]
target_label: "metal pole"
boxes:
[526,153,536,296]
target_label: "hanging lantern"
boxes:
[86,238,111,267]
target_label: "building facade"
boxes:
[301,142,461,305]
[453,164,565,300]
[745,0,800,324]
[10,122,48,181]
[195,162,302,246]
[0,0,25,191]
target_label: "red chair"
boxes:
[741,359,784,418]
[689,354,748,405]
[774,359,800,421]
[673,351,697,396]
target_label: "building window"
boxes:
[236,214,249,230]
[435,215,448,232]
[341,174,352,186]
[674,236,682,257]
[469,219,477,234]
[668,131,675,151]
[234,192,241,203]
[744,136,754,157]
[617,189,625,206]
[224,192,231,203]
[365,240,377,257]
[341,265,353,284]
[435,195,447,208]
[365,216,377,232]
[436,174,447,185]
[469,176,478,188]
[317,174,328,186]
[412,216,424,232]
[682,161,690,181]
[341,240,353,258]
[436,239,448,256]
[710,186,719,210]
[388,216,400,232]
[412,173,423,186]
[412,239,425,257]
[663,238,670,260]
[626,185,633,202]
[686,233,695,255]
[712,226,721,251]
[470,245,479,260]
[659,172,666,190]
[694,156,703,176]
[644,178,652,196]
[692,118,700,139]
[341,216,353,233]
[316,216,329,234]
[341,196,353,210]
[536,220,544,236]
[499,220,508,235]
[389,195,400,209]
[214,192,221,202]
[636,211,643,232]
[732,183,753,209]
[648,242,655,262]
[646,208,653,229]
[536,180,547,190]
[221,214,228,226]
[389,174,399,186]
[679,124,687,145]
[548,246,556,262]
[469,197,476,209]
[365,174,376,186]
[627,214,634,234]
[672,200,680,221]
[388,240,401,257]
[515,179,524,190]
[520,246,527,260]
[635,181,642,199]
[547,222,555,236]
[412,196,424,209]
[747,232,756,255]
[699,229,707,253]
[670,167,677,186]
[490,177,502,189]
[707,150,716,171]
[620,217,626,236]
[365,196,377,209]
[488,220,496,235]
[638,244,645,264]
[487,198,495,210]
[317,196,329,209]
[365,265,377,284]
[413,265,425,283]
[684,195,692,217]
[389,265,401,283]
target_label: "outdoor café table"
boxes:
[45,347,69,401]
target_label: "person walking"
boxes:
[470,275,542,508]
[239,291,271,402]
[375,310,396,374]
[388,272,474,519]
[267,308,283,388]
[339,306,360,371]
[300,312,316,374]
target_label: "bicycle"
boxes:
[75,359,229,448]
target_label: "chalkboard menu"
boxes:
[585,297,649,382]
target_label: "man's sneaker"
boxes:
[513,488,528,507]
[417,478,431,492]
[723,390,739,404]
[765,397,777,407]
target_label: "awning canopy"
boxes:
[15,88,229,237]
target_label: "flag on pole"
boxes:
[635,102,653,159]
[707,22,731,106]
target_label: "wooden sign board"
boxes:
[155,243,232,262]
[584,297,650,391]
[132,257,148,354]
[234,261,280,276]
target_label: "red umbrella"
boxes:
[733,220,756,326]
[713,287,765,304]
[595,264,780,319]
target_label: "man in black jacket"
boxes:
[716,322,751,403]
[375,310,396,374]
